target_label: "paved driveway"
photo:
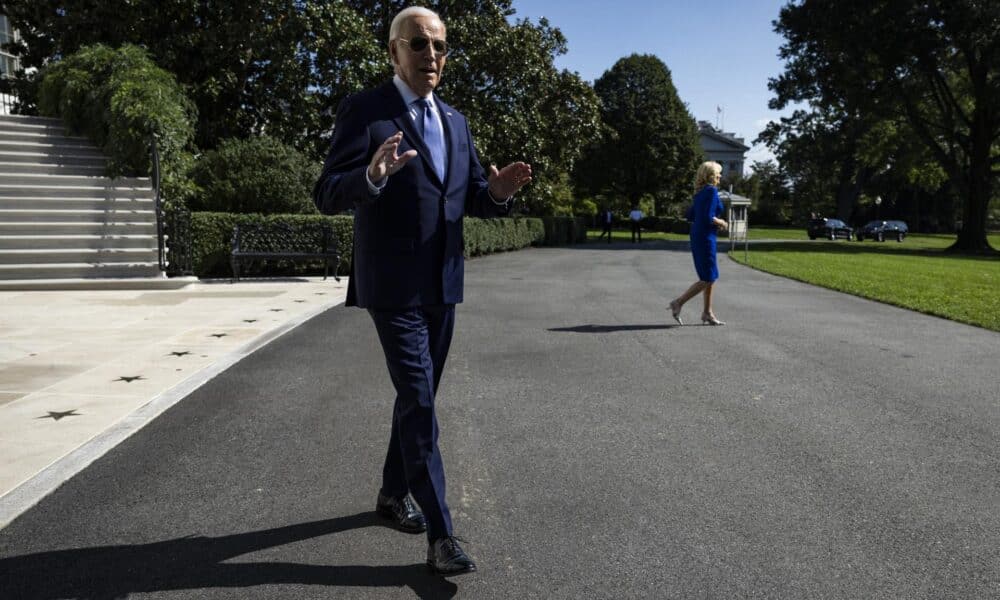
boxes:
[2,244,998,599]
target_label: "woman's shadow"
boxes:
[0,511,457,599]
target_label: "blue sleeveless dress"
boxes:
[689,185,724,282]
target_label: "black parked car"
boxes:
[858,220,908,242]
[807,218,853,240]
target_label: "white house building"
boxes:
[698,121,749,179]
[0,13,20,114]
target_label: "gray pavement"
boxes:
[1,243,998,599]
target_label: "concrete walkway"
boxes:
[0,277,348,526]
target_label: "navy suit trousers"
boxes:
[368,304,455,540]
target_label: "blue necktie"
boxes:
[419,98,447,182]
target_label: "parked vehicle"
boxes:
[807,218,853,240]
[857,220,909,242]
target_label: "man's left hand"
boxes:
[488,162,533,199]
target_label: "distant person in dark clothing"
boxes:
[596,207,613,242]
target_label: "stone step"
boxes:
[0,130,93,147]
[0,184,153,199]
[0,150,106,167]
[0,197,155,212]
[0,114,65,128]
[0,208,156,223]
[0,221,157,235]
[0,140,105,157]
[0,161,107,176]
[0,247,159,265]
[0,233,158,250]
[0,261,163,280]
[0,173,149,187]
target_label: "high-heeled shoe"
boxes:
[669,300,683,325]
[701,313,725,326]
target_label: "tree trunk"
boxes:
[950,112,995,254]
[951,175,992,253]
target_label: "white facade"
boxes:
[0,15,19,78]
[0,14,19,115]
[698,121,749,178]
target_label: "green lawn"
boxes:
[585,228,689,243]
[728,233,1000,331]
[584,227,999,330]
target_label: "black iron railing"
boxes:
[150,133,194,276]
[151,133,166,270]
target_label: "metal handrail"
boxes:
[150,133,166,270]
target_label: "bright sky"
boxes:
[508,0,798,172]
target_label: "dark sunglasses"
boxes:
[398,36,450,56]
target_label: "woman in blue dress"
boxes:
[669,161,729,325]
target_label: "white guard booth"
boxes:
[719,190,751,257]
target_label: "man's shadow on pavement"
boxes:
[0,512,457,600]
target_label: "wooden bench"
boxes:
[230,222,341,282]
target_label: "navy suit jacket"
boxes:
[313,81,510,309]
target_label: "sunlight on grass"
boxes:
[729,234,1000,331]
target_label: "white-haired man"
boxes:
[313,6,531,576]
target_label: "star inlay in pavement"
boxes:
[243,319,257,323]
[169,351,191,357]
[115,375,144,383]
[37,410,80,421]
[209,333,228,338]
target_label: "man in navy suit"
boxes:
[313,6,531,576]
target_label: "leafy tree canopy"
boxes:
[769,0,1000,252]
[2,0,384,153]
[575,54,702,215]
[3,0,601,215]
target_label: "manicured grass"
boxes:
[728,233,1000,331]
[746,226,808,240]
[585,228,689,243]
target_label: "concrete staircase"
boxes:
[0,114,192,290]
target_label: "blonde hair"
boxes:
[694,161,722,190]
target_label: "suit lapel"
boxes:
[438,97,460,189]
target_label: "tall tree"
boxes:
[576,54,702,215]
[2,0,598,214]
[770,0,1000,252]
[0,0,384,152]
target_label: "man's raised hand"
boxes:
[487,162,533,200]
[368,132,418,183]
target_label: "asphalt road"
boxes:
[2,242,999,599]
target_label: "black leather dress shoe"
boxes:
[375,493,426,533]
[427,536,477,576]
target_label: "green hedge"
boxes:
[188,213,546,278]
[463,217,544,256]
[37,43,197,204]
[190,136,319,215]
[539,216,589,245]
[190,212,353,278]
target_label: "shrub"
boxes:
[463,217,544,257]
[190,212,352,278]
[37,43,197,204]
[187,213,541,278]
[539,216,589,245]
[190,136,319,214]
